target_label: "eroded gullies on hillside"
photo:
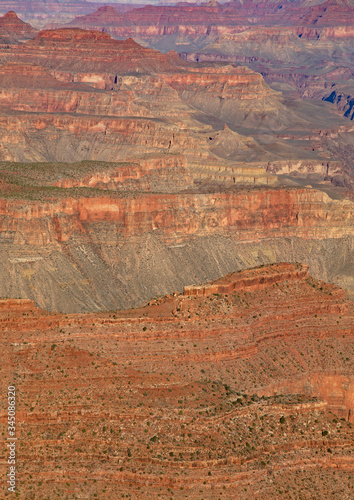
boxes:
[44,1,354,190]
[1,263,353,498]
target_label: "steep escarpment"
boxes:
[0,263,353,498]
[296,0,354,27]
[63,1,354,52]
[59,2,354,174]
[65,3,250,41]
[0,2,143,29]
[9,28,179,76]
[0,186,352,312]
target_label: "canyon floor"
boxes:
[1,263,353,499]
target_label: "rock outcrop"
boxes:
[64,0,354,44]
[0,1,143,29]
[0,26,342,181]
[296,0,354,27]
[183,262,310,296]
[46,4,354,188]
[0,10,37,43]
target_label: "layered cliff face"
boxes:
[12,29,179,75]
[296,0,354,27]
[0,2,144,29]
[0,183,352,313]
[182,26,354,67]
[0,10,37,44]
[1,264,353,498]
[64,1,354,48]
[0,18,350,315]
[52,4,354,187]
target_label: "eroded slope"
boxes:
[0,263,353,498]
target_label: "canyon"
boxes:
[0,263,353,498]
[0,11,350,313]
[0,183,353,313]
[0,4,351,498]
[0,1,146,29]
[52,0,354,189]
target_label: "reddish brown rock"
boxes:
[11,28,180,75]
[296,0,354,27]
[0,1,143,29]
[0,184,352,312]
[0,10,37,43]
[0,263,353,498]
[183,262,310,296]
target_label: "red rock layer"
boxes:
[296,0,354,27]
[0,24,345,179]
[10,29,180,76]
[183,262,310,296]
[0,188,352,243]
[64,0,354,41]
[0,263,353,498]
[0,182,351,313]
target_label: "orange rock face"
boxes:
[183,262,311,296]
[0,187,352,241]
[0,17,350,317]
[0,263,353,498]
[0,7,351,499]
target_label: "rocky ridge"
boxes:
[0,2,145,29]
[0,18,349,315]
[53,3,354,187]
[0,26,348,185]
[0,10,37,43]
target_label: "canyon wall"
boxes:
[0,187,352,312]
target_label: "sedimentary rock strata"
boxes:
[0,182,352,312]
[0,15,349,315]
[0,11,37,43]
[0,263,353,498]
[0,24,348,187]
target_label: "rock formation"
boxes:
[0,7,351,498]
[296,0,354,27]
[0,178,352,312]
[0,263,353,498]
[53,2,354,189]
[0,10,37,43]
[0,17,349,315]
[0,1,144,29]
[0,26,349,177]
